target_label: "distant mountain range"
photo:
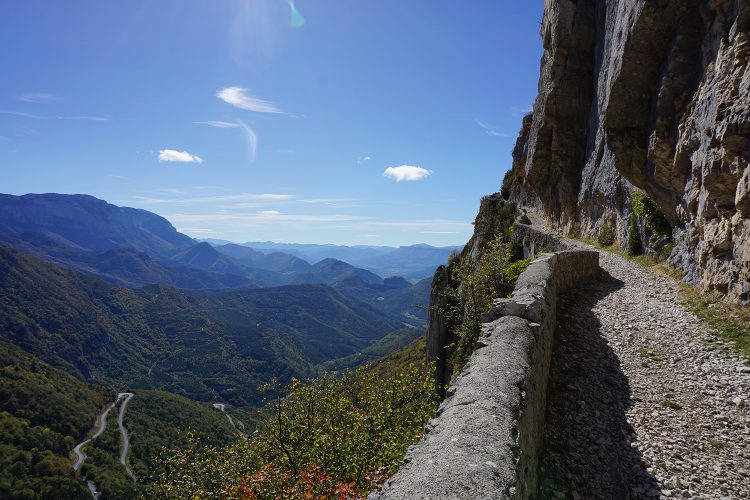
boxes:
[0,192,447,289]
[0,193,436,323]
[0,192,441,495]
[231,241,461,280]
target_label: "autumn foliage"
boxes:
[152,345,436,499]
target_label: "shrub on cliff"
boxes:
[628,217,642,256]
[597,223,615,247]
[632,191,671,237]
[152,345,436,498]
[447,238,528,370]
[500,169,515,199]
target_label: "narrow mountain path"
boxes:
[540,246,750,499]
[117,392,135,480]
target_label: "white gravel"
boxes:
[540,247,750,499]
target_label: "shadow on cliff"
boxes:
[538,269,658,499]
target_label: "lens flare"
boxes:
[288,0,305,28]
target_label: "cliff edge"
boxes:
[505,0,750,303]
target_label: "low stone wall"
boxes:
[513,222,588,259]
[373,245,600,499]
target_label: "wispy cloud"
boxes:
[475,118,509,138]
[170,213,373,224]
[383,165,433,182]
[366,219,469,231]
[167,212,472,234]
[0,109,43,119]
[18,93,60,103]
[179,227,220,235]
[133,193,294,205]
[357,155,372,164]
[158,149,204,163]
[237,120,258,162]
[298,198,356,204]
[194,120,241,129]
[297,198,358,208]
[0,109,107,121]
[511,105,533,115]
[195,119,258,162]
[56,115,108,121]
[216,87,283,114]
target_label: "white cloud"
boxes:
[261,210,281,215]
[194,120,241,129]
[18,93,59,103]
[357,155,372,164]
[383,165,433,182]
[158,149,204,163]
[216,87,283,114]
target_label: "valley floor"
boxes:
[540,246,749,499]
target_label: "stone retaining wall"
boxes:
[373,234,599,499]
[513,222,582,258]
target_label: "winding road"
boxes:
[212,402,246,437]
[72,396,122,471]
[71,392,136,498]
[117,392,135,480]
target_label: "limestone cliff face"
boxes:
[508,0,750,303]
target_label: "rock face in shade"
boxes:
[506,0,750,303]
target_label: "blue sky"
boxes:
[0,1,543,246]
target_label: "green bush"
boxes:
[597,223,615,247]
[152,354,437,498]
[659,243,674,260]
[500,169,514,199]
[505,259,529,284]
[632,191,670,237]
[628,217,642,256]
[447,238,528,371]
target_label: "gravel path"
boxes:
[540,248,750,499]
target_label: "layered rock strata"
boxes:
[507,0,750,303]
